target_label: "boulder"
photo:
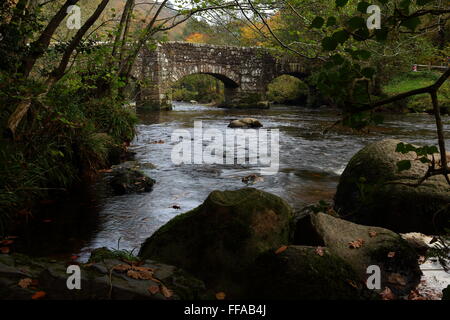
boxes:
[228,118,263,129]
[334,139,450,234]
[293,212,422,297]
[139,188,293,293]
[109,167,155,195]
[247,246,377,300]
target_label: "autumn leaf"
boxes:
[387,252,396,258]
[380,287,395,300]
[315,247,325,257]
[347,280,358,289]
[368,231,377,238]
[126,268,156,281]
[388,273,407,286]
[18,278,33,289]
[160,284,173,298]
[31,291,46,300]
[0,247,10,254]
[275,246,288,255]
[408,289,427,300]
[148,285,160,295]
[113,264,132,272]
[216,292,226,300]
[132,266,154,273]
[348,239,364,249]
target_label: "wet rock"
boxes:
[293,212,422,296]
[247,246,377,300]
[139,188,293,293]
[0,252,205,300]
[109,167,155,195]
[228,118,263,129]
[334,139,450,234]
[242,174,264,185]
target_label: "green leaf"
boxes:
[332,30,350,44]
[401,16,421,31]
[375,27,389,41]
[416,0,433,5]
[357,1,370,13]
[322,37,338,51]
[331,54,345,65]
[397,160,412,172]
[355,49,371,60]
[347,17,366,31]
[361,67,375,78]
[336,0,349,7]
[327,17,337,26]
[311,16,325,29]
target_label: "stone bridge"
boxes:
[133,42,319,110]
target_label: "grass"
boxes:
[383,71,450,113]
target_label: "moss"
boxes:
[89,247,141,263]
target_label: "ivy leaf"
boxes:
[347,17,366,31]
[397,160,412,172]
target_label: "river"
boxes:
[13,102,450,298]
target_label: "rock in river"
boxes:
[334,139,450,234]
[228,118,263,129]
[139,188,293,293]
[109,167,155,195]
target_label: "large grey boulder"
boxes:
[334,139,450,234]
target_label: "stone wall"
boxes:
[134,42,316,110]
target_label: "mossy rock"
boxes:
[110,168,155,195]
[334,139,450,234]
[293,212,421,297]
[139,188,293,291]
[246,246,377,300]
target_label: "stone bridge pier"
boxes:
[133,42,317,110]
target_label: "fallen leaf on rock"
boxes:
[0,247,10,254]
[380,287,395,300]
[31,291,46,300]
[408,289,427,300]
[148,285,160,295]
[275,246,288,255]
[132,266,154,273]
[18,278,33,289]
[127,269,155,281]
[216,292,226,300]
[113,264,132,272]
[387,252,396,258]
[160,284,173,298]
[127,270,142,279]
[99,169,113,173]
[172,205,181,210]
[388,273,407,286]
[347,280,358,289]
[348,239,364,249]
[368,231,378,238]
[315,247,325,257]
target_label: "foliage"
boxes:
[171,74,224,103]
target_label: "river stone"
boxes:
[109,167,155,195]
[228,118,263,128]
[246,246,377,300]
[294,212,422,297]
[139,188,293,291]
[334,139,450,234]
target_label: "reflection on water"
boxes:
[13,102,449,261]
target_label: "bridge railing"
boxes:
[412,64,449,72]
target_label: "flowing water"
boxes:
[13,102,450,297]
